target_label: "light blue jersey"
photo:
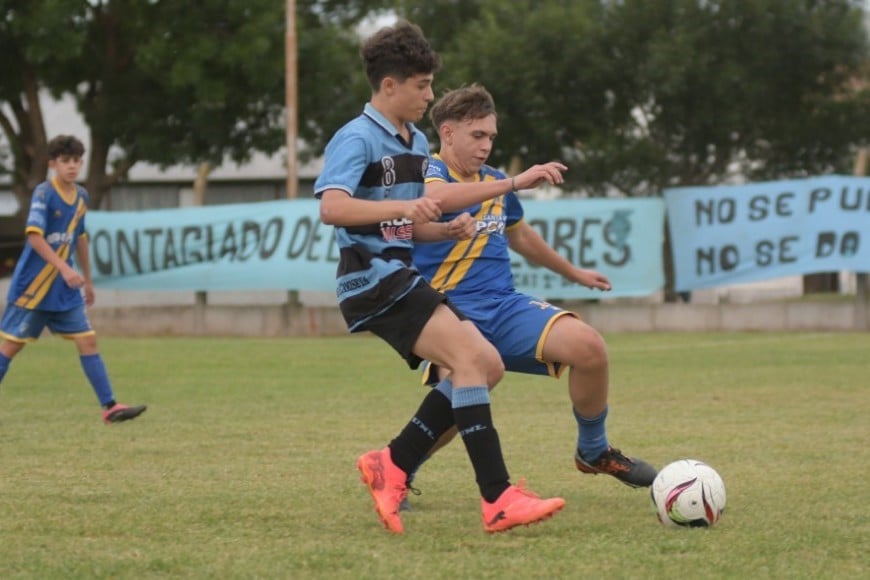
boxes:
[314,103,431,331]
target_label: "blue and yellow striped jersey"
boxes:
[414,155,524,298]
[7,178,88,311]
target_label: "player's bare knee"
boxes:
[459,341,503,386]
[576,326,608,373]
[480,344,504,386]
[75,334,98,354]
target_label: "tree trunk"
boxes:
[84,132,110,210]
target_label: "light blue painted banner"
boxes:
[664,176,870,292]
[509,197,664,299]
[88,200,339,291]
[88,197,665,298]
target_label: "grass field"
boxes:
[0,332,867,579]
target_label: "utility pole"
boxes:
[285,0,298,199]
[285,0,302,318]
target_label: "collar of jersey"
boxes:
[432,153,484,184]
[51,177,78,205]
[363,103,418,140]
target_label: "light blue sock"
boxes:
[452,385,490,410]
[0,352,10,383]
[434,377,453,403]
[80,354,115,407]
[574,405,609,462]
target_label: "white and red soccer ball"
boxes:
[651,459,727,528]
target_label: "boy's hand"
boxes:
[405,197,442,224]
[576,269,612,291]
[446,212,476,240]
[513,162,568,190]
[83,282,95,306]
[60,265,84,289]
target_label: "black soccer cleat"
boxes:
[575,446,657,488]
[102,403,148,424]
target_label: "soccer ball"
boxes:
[650,459,726,528]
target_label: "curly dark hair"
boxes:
[360,20,441,91]
[47,135,85,159]
[429,84,497,130]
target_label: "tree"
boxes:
[0,0,389,213]
[0,0,87,207]
[398,0,869,195]
[399,0,868,299]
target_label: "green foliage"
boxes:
[0,0,88,191]
[400,0,869,195]
[2,0,865,211]
[0,0,386,208]
[0,333,867,578]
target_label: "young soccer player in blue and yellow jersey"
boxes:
[0,135,146,425]
[403,85,656,506]
[315,21,570,535]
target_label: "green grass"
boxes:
[0,333,867,579]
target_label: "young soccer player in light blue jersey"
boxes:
[315,21,570,535]
[402,85,657,509]
[0,135,146,425]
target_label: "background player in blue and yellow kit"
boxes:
[315,21,570,535]
[0,135,146,424]
[405,85,656,505]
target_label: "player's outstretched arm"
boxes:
[507,221,611,291]
[320,189,442,227]
[426,161,568,213]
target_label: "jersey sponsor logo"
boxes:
[476,215,507,236]
[379,217,414,242]
[425,162,444,179]
[46,232,75,246]
[28,213,46,227]
[337,275,371,295]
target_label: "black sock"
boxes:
[454,403,510,503]
[388,388,454,476]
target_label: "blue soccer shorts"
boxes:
[0,304,95,343]
[422,290,578,384]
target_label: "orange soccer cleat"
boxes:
[356,447,408,534]
[481,480,565,533]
